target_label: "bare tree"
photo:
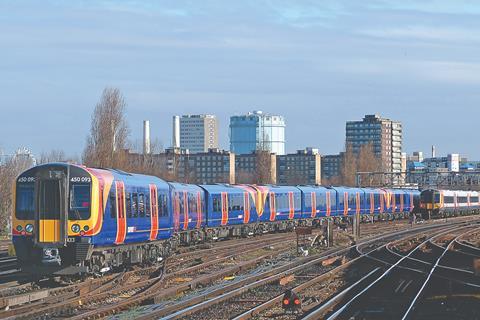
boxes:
[357,143,381,173]
[236,169,255,184]
[254,150,275,184]
[38,149,67,164]
[340,143,357,186]
[0,155,35,236]
[83,87,130,169]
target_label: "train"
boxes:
[418,188,480,219]
[13,163,422,277]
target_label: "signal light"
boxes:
[282,290,301,311]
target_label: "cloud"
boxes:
[359,26,480,43]
[331,58,480,85]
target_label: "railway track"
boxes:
[0,216,477,319]
[0,218,412,316]
[121,219,477,320]
[0,230,306,319]
[301,224,480,320]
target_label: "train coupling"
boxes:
[41,247,61,266]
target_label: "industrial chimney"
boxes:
[431,145,436,158]
[172,116,180,148]
[143,120,151,154]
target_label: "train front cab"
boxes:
[13,163,97,275]
[419,189,441,219]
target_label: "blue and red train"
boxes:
[12,163,419,276]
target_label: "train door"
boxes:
[221,192,229,225]
[114,181,127,244]
[355,192,361,215]
[269,192,276,221]
[326,191,331,216]
[310,192,317,218]
[288,192,295,219]
[36,171,67,246]
[369,193,374,214]
[243,192,250,223]
[35,169,68,247]
[343,192,349,216]
[149,184,158,241]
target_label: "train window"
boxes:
[458,196,468,203]
[138,194,145,217]
[304,193,311,209]
[294,193,301,210]
[179,194,184,214]
[158,194,168,217]
[213,196,221,212]
[444,196,454,204]
[110,194,116,218]
[189,194,197,214]
[69,184,91,220]
[395,194,401,203]
[229,195,236,211]
[15,183,35,220]
[471,196,479,203]
[317,192,326,207]
[132,193,138,218]
[145,194,151,217]
[349,194,356,206]
[126,193,132,218]
[421,192,433,202]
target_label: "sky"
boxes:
[1,0,479,159]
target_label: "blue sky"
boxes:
[1,0,479,159]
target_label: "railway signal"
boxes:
[282,289,302,312]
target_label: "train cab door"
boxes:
[114,181,127,245]
[35,170,67,247]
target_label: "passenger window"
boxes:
[110,194,116,218]
[146,193,151,217]
[126,193,132,218]
[132,193,138,217]
[158,194,166,217]
[160,194,168,217]
[139,194,145,217]
[213,196,220,212]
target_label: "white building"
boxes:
[175,115,218,153]
[422,153,460,172]
[230,110,286,155]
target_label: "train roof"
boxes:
[168,181,204,192]
[199,184,245,193]
[296,185,330,192]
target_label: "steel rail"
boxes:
[323,223,477,320]
[142,221,472,320]
[400,226,480,320]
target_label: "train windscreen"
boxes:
[16,183,35,220]
[69,184,91,220]
[420,191,434,203]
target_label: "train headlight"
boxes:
[71,224,81,233]
[25,224,34,233]
[83,225,89,231]
[16,225,22,232]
